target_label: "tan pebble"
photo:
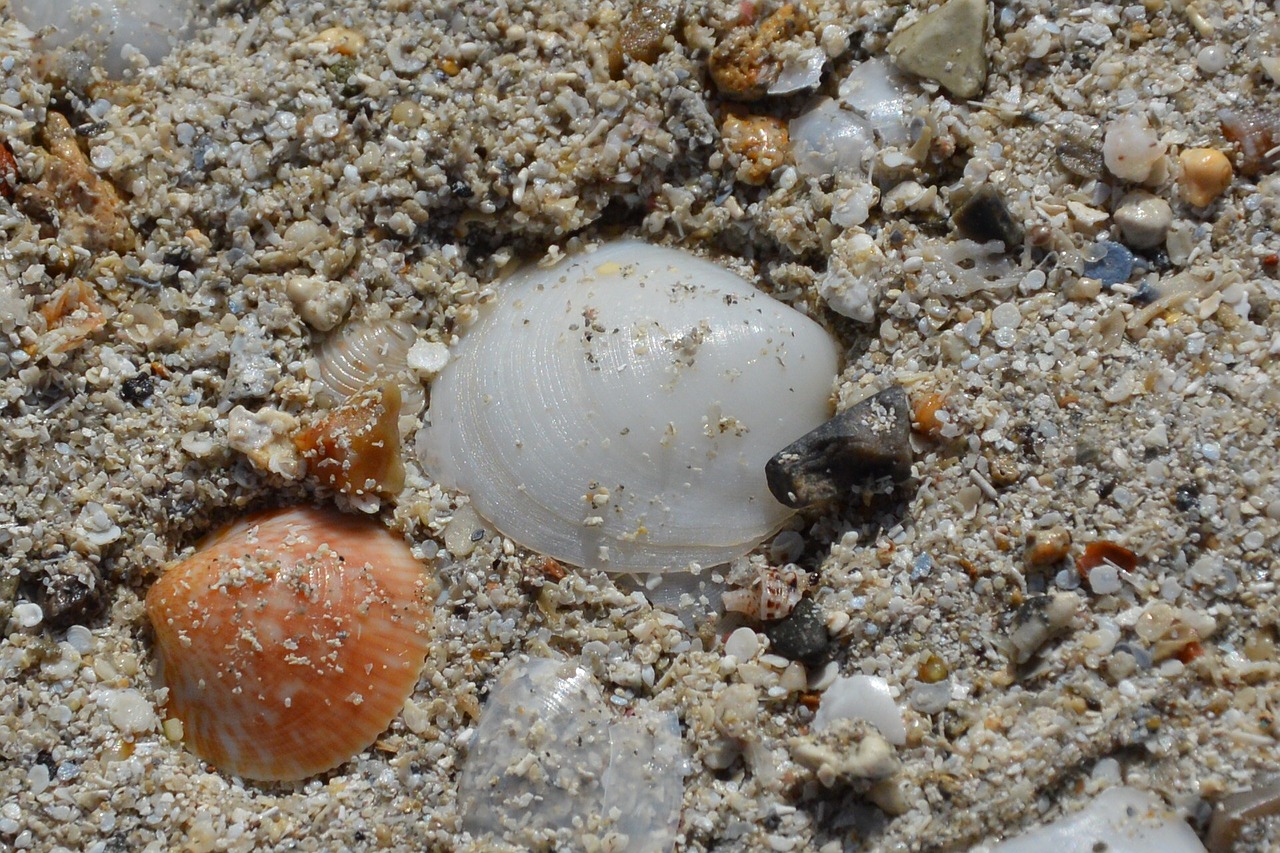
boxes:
[310,27,366,56]
[1179,147,1233,207]
[721,112,788,184]
[1244,630,1277,662]
[1025,526,1071,567]
[390,100,423,128]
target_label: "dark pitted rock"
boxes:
[39,564,105,630]
[764,597,830,665]
[765,385,913,509]
[953,184,1024,249]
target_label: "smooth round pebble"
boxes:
[1114,191,1173,249]
[724,626,761,661]
[13,602,43,628]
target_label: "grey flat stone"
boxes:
[888,0,989,100]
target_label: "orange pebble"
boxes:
[1076,540,1138,577]
[1179,148,1232,207]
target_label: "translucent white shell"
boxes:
[11,0,198,78]
[416,240,838,573]
[458,657,684,851]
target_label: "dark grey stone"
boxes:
[765,385,913,509]
[952,184,1025,249]
[764,597,830,665]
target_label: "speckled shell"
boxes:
[145,506,432,781]
[416,240,839,573]
[458,657,684,850]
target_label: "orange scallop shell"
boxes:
[146,506,433,781]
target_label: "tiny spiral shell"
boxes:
[315,316,425,414]
[722,565,806,621]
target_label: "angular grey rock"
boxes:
[764,597,831,664]
[765,385,913,509]
[953,183,1024,249]
[887,0,989,100]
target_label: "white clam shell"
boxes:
[458,657,684,851]
[416,240,838,572]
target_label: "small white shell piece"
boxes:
[813,674,907,746]
[458,657,685,852]
[416,240,838,573]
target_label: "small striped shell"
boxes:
[145,506,433,781]
[722,564,805,621]
[315,315,425,415]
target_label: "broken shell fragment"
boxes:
[990,786,1206,853]
[314,314,425,416]
[145,506,432,781]
[293,381,405,506]
[458,657,684,852]
[765,385,913,509]
[417,239,839,573]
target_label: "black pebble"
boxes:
[1175,484,1200,513]
[764,598,830,665]
[952,184,1025,249]
[120,374,154,404]
[765,385,913,509]
[39,567,105,630]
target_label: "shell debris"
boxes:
[314,315,426,416]
[145,506,433,781]
[293,381,406,508]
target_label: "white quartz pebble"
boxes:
[812,674,906,745]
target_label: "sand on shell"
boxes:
[1,0,1279,851]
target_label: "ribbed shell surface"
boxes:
[145,506,432,781]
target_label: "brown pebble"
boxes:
[708,4,803,100]
[1024,527,1071,567]
[537,556,567,582]
[611,0,679,76]
[1076,540,1138,577]
[0,140,16,200]
[721,112,788,184]
[1179,147,1232,207]
[987,456,1021,488]
[917,654,949,683]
